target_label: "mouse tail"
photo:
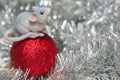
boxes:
[3,28,37,42]
[3,28,15,41]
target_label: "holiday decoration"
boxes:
[1,2,59,79]
[3,6,51,42]
[0,0,120,80]
[1,4,58,78]
[10,33,58,78]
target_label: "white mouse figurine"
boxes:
[3,6,51,42]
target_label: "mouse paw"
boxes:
[29,33,38,38]
[29,35,37,38]
[38,33,45,37]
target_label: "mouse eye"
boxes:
[40,11,44,15]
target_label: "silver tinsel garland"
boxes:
[0,0,120,80]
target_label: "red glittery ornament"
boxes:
[10,33,58,78]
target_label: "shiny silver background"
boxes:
[0,0,120,80]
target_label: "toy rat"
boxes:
[3,6,64,78]
[3,6,51,42]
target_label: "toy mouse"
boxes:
[3,6,51,42]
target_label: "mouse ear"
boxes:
[32,6,38,11]
[29,13,37,22]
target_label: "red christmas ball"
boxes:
[10,33,58,78]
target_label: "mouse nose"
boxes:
[47,8,51,15]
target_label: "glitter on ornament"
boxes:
[0,0,120,80]
[10,33,58,78]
